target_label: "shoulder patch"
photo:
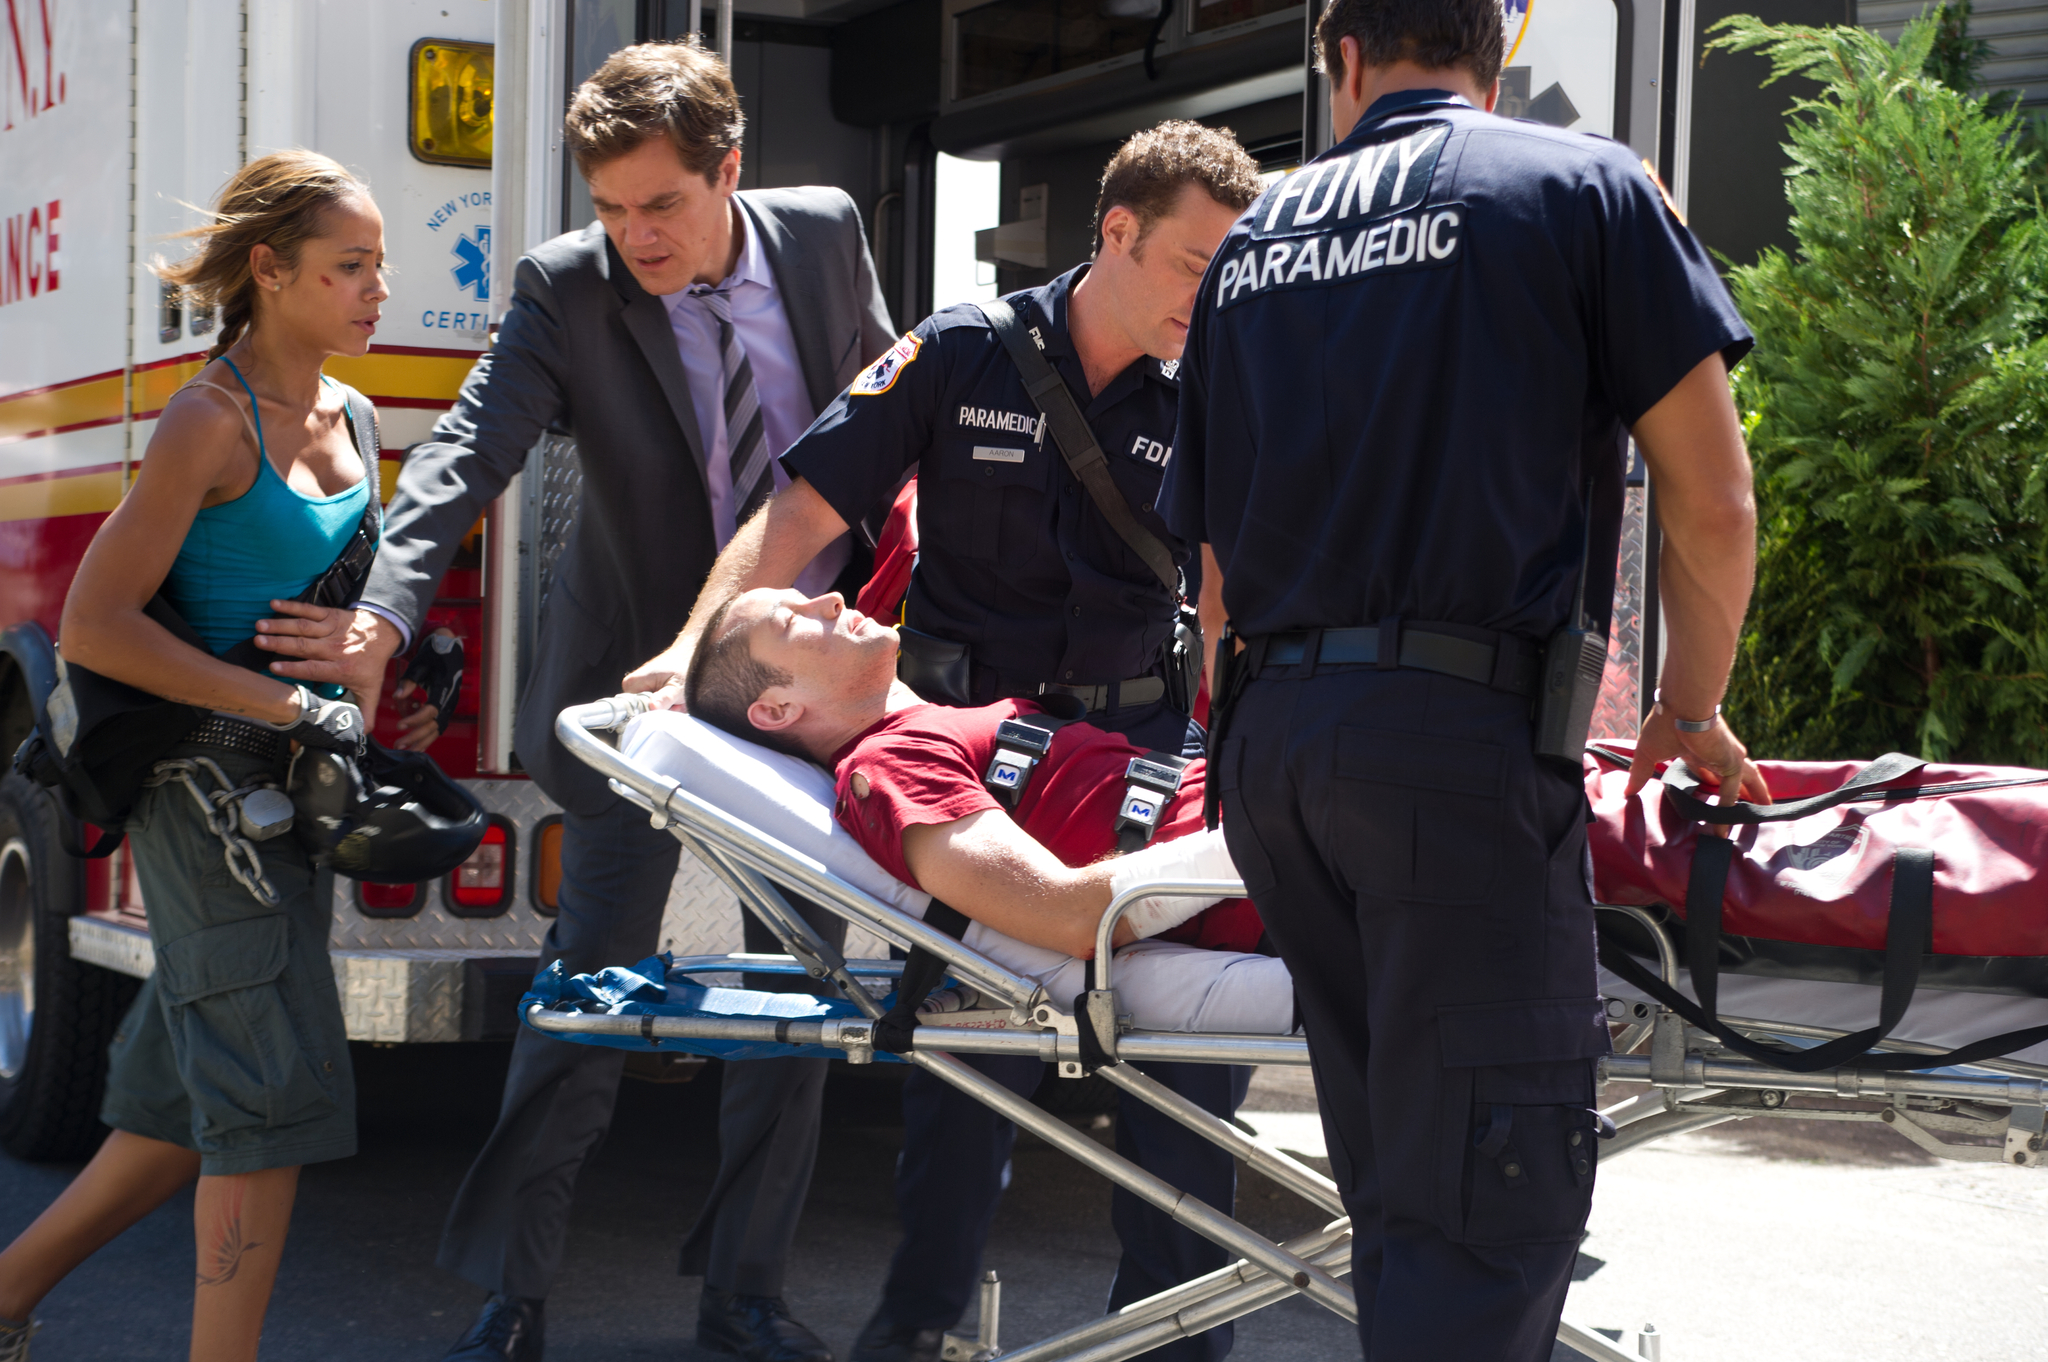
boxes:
[1641,159,1686,226]
[852,333,922,396]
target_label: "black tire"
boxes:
[0,773,139,1160]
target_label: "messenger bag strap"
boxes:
[979,299,1179,594]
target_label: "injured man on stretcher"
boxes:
[624,586,1291,1361]
[663,586,1295,1035]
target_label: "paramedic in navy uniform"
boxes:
[639,123,1264,1362]
[1163,3,1770,1359]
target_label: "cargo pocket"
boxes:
[1331,727,1506,904]
[1435,996,1609,1247]
[154,915,338,1142]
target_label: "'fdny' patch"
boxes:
[1249,122,1449,241]
[852,333,921,396]
[1215,204,1466,310]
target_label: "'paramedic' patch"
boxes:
[852,333,921,396]
[1215,203,1465,311]
[1249,123,1449,241]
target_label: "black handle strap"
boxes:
[1662,751,1927,825]
[979,299,1179,594]
[1603,844,2048,1072]
[874,901,972,1056]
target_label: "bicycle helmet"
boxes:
[289,738,487,881]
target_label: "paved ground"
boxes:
[0,1045,1354,1360]
[5,1045,2045,1360]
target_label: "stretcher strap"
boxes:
[874,901,972,1056]
[1606,845,2048,1071]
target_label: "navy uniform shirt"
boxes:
[1163,90,1752,643]
[785,265,1187,688]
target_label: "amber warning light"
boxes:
[410,38,494,167]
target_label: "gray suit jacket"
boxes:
[362,187,895,812]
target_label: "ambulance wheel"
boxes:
[0,774,137,1161]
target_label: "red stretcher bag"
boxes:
[1582,742,2048,1071]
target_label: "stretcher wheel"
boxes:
[0,775,140,1161]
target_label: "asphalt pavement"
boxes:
[0,1044,1358,1360]
[6,1045,2043,1361]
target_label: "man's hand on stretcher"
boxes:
[902,812,1239,959]
[623,477,852,711]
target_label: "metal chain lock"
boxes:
[143,756,290,908]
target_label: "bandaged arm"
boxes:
[1106,827,1243,940]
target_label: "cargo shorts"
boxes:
[100,740,357,1176]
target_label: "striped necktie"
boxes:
[696,285,773,531]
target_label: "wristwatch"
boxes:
[1653,688,1720,733]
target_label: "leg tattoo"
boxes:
[195,1179,264,1288]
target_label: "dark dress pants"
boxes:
[1217,665,1609,1362]
[437,797,844,1299]
[876,693,1219,1351]
[882,1055,1251,1362]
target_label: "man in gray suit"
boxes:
[258,41,893,1362]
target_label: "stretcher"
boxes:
[529,695,2048,1362]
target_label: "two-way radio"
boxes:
[1531,479,1608,764]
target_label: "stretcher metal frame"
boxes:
[535,697,2045,1362]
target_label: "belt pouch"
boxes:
[897,626,973,706]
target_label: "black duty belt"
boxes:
[1244,622,1541,699]
[1011,675,1167,712]
[187,714,292,765]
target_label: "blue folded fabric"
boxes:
[520,953,906,1062]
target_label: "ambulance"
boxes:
[0,0,1673,1158]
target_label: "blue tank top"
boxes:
[162,360,372,695]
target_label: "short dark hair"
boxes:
[683,597,812,760]
[563,39,745,183]
[1314,0,1505,91]
[1093,121,1263,254]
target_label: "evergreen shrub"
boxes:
[1712,11,2048,764]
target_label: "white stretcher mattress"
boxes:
[620,712,1296,1036]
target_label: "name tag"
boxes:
[973,446,1026,463]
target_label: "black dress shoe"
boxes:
[847,1310,945,1362]
[443,1294,545,1361]
[696,1288,833,1362]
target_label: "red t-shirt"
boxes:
[831,700,1263,953]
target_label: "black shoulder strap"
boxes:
[979,298,1178,594]
[332,379,385,543]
